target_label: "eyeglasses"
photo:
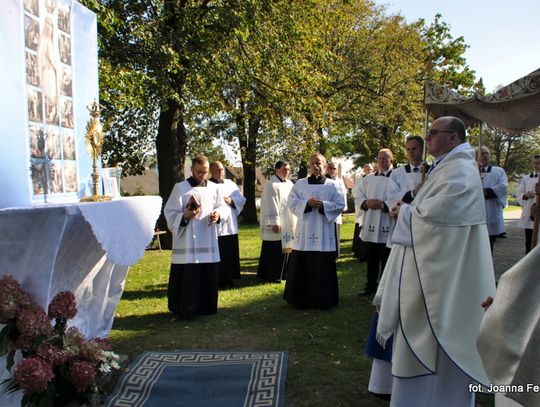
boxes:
[427,129,455,137]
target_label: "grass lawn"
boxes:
[108,214,494,406]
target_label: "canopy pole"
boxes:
[477,123,483,170]
[422,80,429,182]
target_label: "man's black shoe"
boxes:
[358,289,376,297]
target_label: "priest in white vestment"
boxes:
[478,243,540,407]
[376,117,496,407]
[516,154,540,254]
[164,155,228,318]
[284,153,345,309]
[209,161,246,287]
[477,146,508,252]
[257,161,297,282]
[366,137,427,400]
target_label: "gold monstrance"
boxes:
[80,101,112,202]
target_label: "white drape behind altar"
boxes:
[425,68,540,131]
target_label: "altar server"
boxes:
[209,161,246,287]
[516,153,540,254]
[376,116,496,406]
[352,164,373,261]
[387,136,426,206]
[283,153,345,309]
[355,148,394,296]
[164,155,228,318]
[257,161,297,282]
[326,161,348,255]
[476,146,508,252]
[365,139,425,401]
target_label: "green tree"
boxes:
[421,13,477,92]
[188,0,330,222]
[469,126,540,180]
[80,0,257,240]
[310,5,425,166]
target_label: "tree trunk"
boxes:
[237,110,259,224]
[298,161,308,179]
[156,98,188,249]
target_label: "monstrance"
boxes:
[80,100,112,202]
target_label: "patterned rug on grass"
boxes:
[106,350,288,407]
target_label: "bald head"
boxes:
[309,153,327,176]
[210,161,225,181]
[426,116,467,158]
[377,148,393,172]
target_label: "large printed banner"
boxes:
[0,0,98,208]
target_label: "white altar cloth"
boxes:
[0,196,162,406]
[0,196,162,338]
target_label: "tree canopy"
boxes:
[80,0,497,227]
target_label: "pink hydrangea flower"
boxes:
[0,275,31,323]
[48,291,77,321]
[67,360,96,393]
[15,303,53,350]
[13,357,53,395]
[36,342,72,366]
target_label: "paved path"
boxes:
[492,208,526,280]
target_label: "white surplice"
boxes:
[387,164,423,206]
[516,172,539,229]
[259,175,297,250]
[481,165,508,235]
[332,176,348,225]
[355,173,393,244]
[213,179,246,237]
[164,180,228,264]
[287,178,345,252]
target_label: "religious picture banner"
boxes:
[0,0,98,208]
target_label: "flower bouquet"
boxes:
[0,275,120,406]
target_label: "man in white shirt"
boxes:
[164,155,228,318]
[516,153,540,253]
[209,161,246,287]
[284,153,345,309]
[257,161,296,282]
[352,164,373,261]
[477,147,508,252]
[326,161,348,255]
[355,149,394,296]
[387,136,426,207]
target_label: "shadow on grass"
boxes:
[121,286,167,301]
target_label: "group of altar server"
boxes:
[257,154,347,309]
[164,153,346,318]
[162,118,537,405]
[365,116,540,406]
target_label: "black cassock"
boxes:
[168,263,219,318]
[217,234,241,286]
